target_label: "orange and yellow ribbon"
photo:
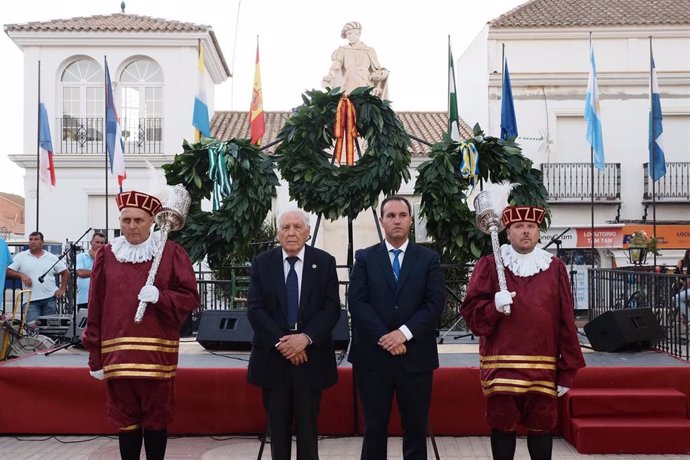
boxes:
[333,96,358,165]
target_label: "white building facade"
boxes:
[458,0,690,272]
[6,13,230,243]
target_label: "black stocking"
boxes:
[527,432,553,460]
[118,427,143,460]
[490,428,517,460]
[143,428,168,460]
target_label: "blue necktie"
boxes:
[391,249,402,284]
[286,256,299,328]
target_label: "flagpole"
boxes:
[104,56,109,241]
[35,60,41,232]
[589,33,595,271]
[650,36,657,267]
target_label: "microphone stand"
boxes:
[45,227,92,356]
[542,227,570,252]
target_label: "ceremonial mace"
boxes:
[473,183,514,316]
[134,184,191,323]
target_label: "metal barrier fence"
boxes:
[588,268,689,360]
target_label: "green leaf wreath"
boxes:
[415,124,550,265]
[274,87,411,220]
[162,138,279,269]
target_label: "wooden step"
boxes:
[567,387,688,418]
[570,416,690,454]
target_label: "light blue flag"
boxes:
[649,54,666,181]
[584,46,605,171]
[500,57,518,140]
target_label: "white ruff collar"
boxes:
[111,231,161,264]
[500,244,553,277]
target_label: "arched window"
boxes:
[119,59,163,146]
[60,59,104,151]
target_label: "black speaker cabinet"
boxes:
[584,308,665,352]
[196,309,351,352]
[197,310,253,351]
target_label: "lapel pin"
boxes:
[312,264,317,269]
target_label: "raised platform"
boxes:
[1,337,690,446]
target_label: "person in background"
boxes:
[0,236,12,313]
[673,248,690,324]
[7,231,69,323]
[461,205,585,460]
[76,232,106,310]
[82,191,199,460]
[247,207,340,460]
[348,195,446,459]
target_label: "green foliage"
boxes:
[162,138,279,269]
[275,87,411,220]
[415,124,550,264]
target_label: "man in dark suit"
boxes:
[348,195,446,459]
[247,208,341,460]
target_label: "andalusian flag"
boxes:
[249,38,265,145]
[193,42,210,141]
[648,40,666,181]
[448,39,460,141]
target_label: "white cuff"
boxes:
[90,369,105,380]
[399,325,413,341]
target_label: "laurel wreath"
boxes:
[162,138,279,268]
[274,87,411,220]
[415,125,550,264]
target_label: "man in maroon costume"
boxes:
[461,205,585,460]
[82,191,199,460]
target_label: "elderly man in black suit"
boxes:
[348,195,447,459]
[247,208,341,460]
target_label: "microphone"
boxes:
[38,274,46,283]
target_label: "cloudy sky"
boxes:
[0,0,525,196]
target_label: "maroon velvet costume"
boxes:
[461,253,585,431]
[82,240,199,430]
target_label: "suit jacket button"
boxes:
[394,305,399,309]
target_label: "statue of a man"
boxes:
[322,21,389,99]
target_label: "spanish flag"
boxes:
[249,38,265,145]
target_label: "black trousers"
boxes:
[356,362,433,460]
[262,365,322,460]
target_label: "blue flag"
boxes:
[649,54,666,181]
[585,45,605,170]
[500,57,518,140]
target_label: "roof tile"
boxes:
[490,0,690,28]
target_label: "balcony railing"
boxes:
[541,162,621,202]
[643,162,690,201]
[56,117,163,154]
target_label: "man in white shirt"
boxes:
[7,231,69,323]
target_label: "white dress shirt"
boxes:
[384,239,413,341]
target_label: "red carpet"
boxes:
[2,362,690,448]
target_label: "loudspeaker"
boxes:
[196,309,351,352]
[197,310,253,351]
[584,308,665,352]
[64,309,88,340]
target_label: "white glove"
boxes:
[494,290,516,313]
[90,369,105,380]
[138,285,160,304]
[557,385,570,397]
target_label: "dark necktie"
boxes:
[391,249,402,284]
[286,256,299,328]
